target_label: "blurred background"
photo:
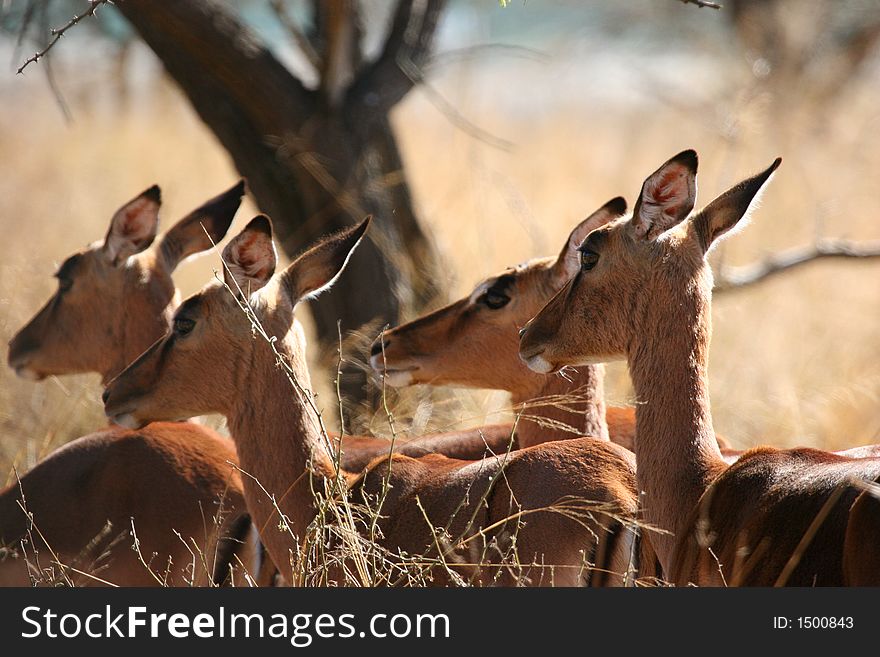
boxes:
[2,0,879,481]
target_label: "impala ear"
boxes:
[280,216,371,304]
[630,150,698,241]
[160,180,245,271]
[690,158,782,254]
[554,197,627,280]
[103,185,161,265]
[222,214,277,294]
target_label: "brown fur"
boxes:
[0,424,249,586]
[3,183,260,586]
[842,475,880,586]
[2,187,550,586]
[104,217,646,587]
[372,205,730,455]
[519,152,880,585]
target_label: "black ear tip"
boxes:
[219,179,246,202]
[357,215,373,236]
[605,196,627,216]
[234,179,247,197]
[143,185,162,204]
[247,214,273,237]
[770,157,782,172]
[201,182,247,228]
[673,149,699,172]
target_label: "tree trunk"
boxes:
[115,0,447,404]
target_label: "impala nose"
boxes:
[370,337,390,357]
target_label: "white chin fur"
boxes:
[523,354,554,374]
[382,370,414,387]
[15,367,41,381]
[370,354,417,387]
[112,414,140,430]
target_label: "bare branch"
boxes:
[16,0,112,75]
[13,0,39,57]
[426,43,551,70]
[679,0,722,8]
[318,0,362,108]
[34,1,72,122]
[714,239,880,293]
[42,39,72,122]
[344,0,447,140]
[396,56,514,151]
[268,0,322,74]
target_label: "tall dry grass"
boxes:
[1,7,879,488]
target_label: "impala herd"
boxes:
[1,150,878,587]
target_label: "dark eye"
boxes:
[483,289,510,310]
[173,317,195,336]
[58,277,73,292]
[580,250,599,271]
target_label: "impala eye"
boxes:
[58,277,73,293]
[483,289,511,310]
[173,317,195,336]
[580,250,599,271]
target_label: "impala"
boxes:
[3,183,522,587]
[519,150,880,585]
[103,216,647,586]
[3,182,257,586]
[6,183,522,468]
[370,199,732,456]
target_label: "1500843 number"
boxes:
[797,617,854,629]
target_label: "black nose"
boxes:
[370,338,389,357]
[101,388,111,404]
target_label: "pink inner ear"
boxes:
[650,166,688,205]
[120,200,155,239]
[233,233,271,277]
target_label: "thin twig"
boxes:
[17,0,112,75]
[774,481,849,586]
[398,56,514,151]
[678,0,722,9]
[714,239,880,293]
[268,0,321,73]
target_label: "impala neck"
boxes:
[511,364,609,444]
[227,327,336,568]
[105,308,173,386]
[627,275,725,569]
[103,257,176,385]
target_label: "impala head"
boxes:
[7,182,244,384]
[370,198,628,392]
[102,215,371,429]
[519,150,782,373]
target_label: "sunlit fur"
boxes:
[104,217,648,587]
[375,204,732,455]
[372,201,629,448]
[1,183,258,587]
[520,152,880,585]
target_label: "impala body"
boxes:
[371,199,732,457]
[519,151,880,585]
[103,216,648,586]
[3,183,257,586]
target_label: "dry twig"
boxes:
[16,0,113,75]
[679,0,722,9]
[267,0,321,73]
[714,239,880,293]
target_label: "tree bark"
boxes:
[116,0,447,403]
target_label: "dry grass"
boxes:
[1,14,879,486]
